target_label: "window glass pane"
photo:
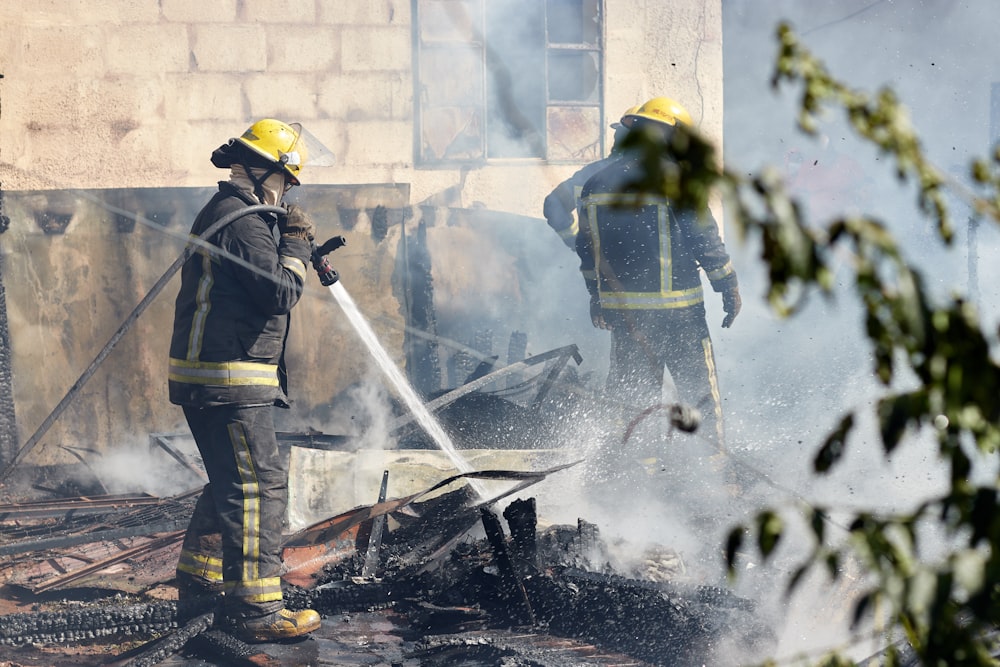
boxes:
[485,0,546,158]
[547,50,600,103]
[546,0,600,46]
[547,106,601,162]
[419,0,482,44]
[420,107,483,161]
[485,77,546,159]
[420,46,483,106]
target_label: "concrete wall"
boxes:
[0,0,721,204]
[0,0,722,469]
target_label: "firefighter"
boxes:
[168,119,327,642]
[543,105,640,249]
[576,97,741,451]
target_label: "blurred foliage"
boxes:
[625,21,1000,667]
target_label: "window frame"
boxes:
[412,0,606,168]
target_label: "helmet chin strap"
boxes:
[237,157,284,204]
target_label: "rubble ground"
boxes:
[0,467,777,667]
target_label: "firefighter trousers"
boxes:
[606,305,725,449]
[176,404,287,618]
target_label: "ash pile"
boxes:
[0,453,776,667]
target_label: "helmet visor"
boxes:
[284,123,336,171]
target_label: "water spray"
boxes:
[323,277,489,501]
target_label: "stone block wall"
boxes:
[0,0,721,204]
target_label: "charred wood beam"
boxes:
[149,433,207,481]
[480,507,535,626]
[531,352,575,410]
[0,492,163,521]
[284,579,397,617]
[30,530,184,594]
[401,461,582,571]
[0,600,176,646]
[503,498,538,575]
[59,445,110,495]
[0,488,198,556]
[401,218,442,397]
[113,612,214,667]
[0,520,188,557]
[361,469,390,579]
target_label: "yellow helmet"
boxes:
[611,105,641,130]
[629,97,693,127]
[236,119,306,185]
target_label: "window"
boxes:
[414,0,604,165]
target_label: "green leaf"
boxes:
[877,392,927,454]
[757,511,783,559]
[811,507,827,544]
[725,526,744,575]
[787,563,809,597]
[824,551,840,580]
[813,414,853,473]
[852,591,873,629]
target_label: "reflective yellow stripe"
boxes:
[557,219,579,241]
[177,550,224,582]
[223,576,283,603]
[706,260,735,282]
[584,192,668,207]
[280,254,307,280]
[168,358,280,387]
[228,423,262,582]
[658,202,672,292]
[599,287,704,309]
[585,199,602,280]
[702,336,725,445]
[188,253,215,360]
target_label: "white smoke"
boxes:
[85,435,204,497]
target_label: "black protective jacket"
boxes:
[576,154,737,311]
[168,182,310,408]
[543,154,621,248]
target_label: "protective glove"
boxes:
[721,285,742,328]
[279,204,315,242]
[590,295,609,330]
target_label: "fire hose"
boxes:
[0,205,344,482]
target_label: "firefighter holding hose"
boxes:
[576,97,741,454]
[168,119,331,642]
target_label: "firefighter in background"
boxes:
[543,105,640,249]
[169,119,328,643]
[576,97,741,450]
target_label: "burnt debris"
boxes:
[1,457,776,666]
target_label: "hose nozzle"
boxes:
[311,235,347,286]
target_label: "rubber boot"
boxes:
[175,572,224,626]
[223,607,321,643]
